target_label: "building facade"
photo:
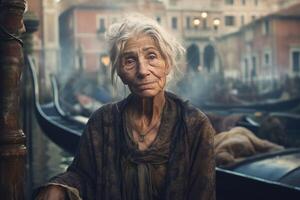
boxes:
[58,0,166,79]
[27,0,60,97]
[217,3,300,85]
[27,0,300,89]
[57,0,291,74]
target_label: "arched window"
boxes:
[204,45,215,72]
[186,44,200,72]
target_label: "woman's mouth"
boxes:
[136,81,156,90]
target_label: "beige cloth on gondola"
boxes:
[214,126,284,167]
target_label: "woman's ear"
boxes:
[165,60,171,75]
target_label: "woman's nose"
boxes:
[137,57,150,78]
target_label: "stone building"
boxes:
[58,0,166,79]
[163,0,286,73]
[217,2,300,85]
[26,0,60,96]
[27,0,300,86]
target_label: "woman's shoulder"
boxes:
[185,103,207,120]
[183,103,215,141]
[184,103,211,131]
[89,103,114,118]
[86,100,124,125]
[166,91,208,123]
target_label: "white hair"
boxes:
[105,14,185,84]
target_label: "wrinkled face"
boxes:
[117,35,170,97]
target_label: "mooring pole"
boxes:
[0,0,27,199]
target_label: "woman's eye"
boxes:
[148,53,157,60]
[124,58,136,66]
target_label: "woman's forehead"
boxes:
[122,34,159,52]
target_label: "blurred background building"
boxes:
[26,0,60,99]
[25,0,300,94]
[218,3,300,85]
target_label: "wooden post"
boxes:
[0,0,27,199]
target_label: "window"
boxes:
[172,17,178,29]
[241,0,246,5]
[225,0,234,5]
[244,58,249,79]
[264,52,270,65]
[252,15,256,21]
[262,20,270,35]
[186,16,191,29]
[225,16,235,26]
[292,51,300,72]
[245,29,253,41]
[98,18,105,33]
[255,0,258,6]
[156,16,161,24]
[251,56,257,77]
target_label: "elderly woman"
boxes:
[36,15,215,200]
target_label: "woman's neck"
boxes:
[127,91,165,129]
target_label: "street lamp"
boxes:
[210,18,222,74]
[213,18,221,31]
[99,54,111,86]
[201,12,208,29]
[201,12,208,19]
[193,18,201,28]
[101,55,110,67]
[193,12,208,29]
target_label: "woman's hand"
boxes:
[35,185,66,200]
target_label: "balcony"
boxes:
[183,27,213,40]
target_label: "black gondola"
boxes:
[198,97,300,112]
[27,55,84,154]
[26,55,300,199]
